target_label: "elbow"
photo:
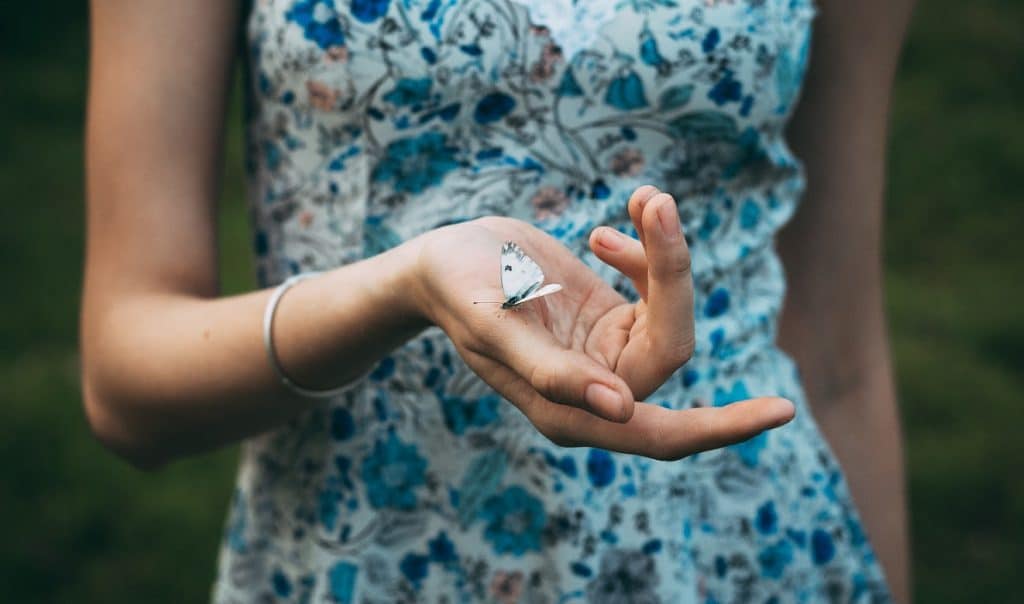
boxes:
[81,369,170,471]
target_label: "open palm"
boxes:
[413,186,794,460]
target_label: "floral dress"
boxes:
[214,1,892,602]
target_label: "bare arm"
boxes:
[82,0,428,467]
[779,1,915,600]
[82,1,794,473]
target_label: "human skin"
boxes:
[82,0,912,600]
[81,2,794,470]
[779,1,916,601]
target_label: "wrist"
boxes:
[372,234,434,332]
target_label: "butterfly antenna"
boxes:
[472,300,504,305]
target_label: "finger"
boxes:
[627,185,661,248]
[461,344,635,426]
[589,226,649,300]
[533,396,796,460]
[464,348,795,460]
[582,302,634,376]
[640,192,695,363]
[469,312,636,422]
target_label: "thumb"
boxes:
[472,313,637,423]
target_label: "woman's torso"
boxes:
[214,1,891,602]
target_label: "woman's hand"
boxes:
[82,1,790,467]
[412,186,795,460]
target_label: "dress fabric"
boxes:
[214,1,892,602]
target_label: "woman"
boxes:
[81,0,912,601]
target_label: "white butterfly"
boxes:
[476,241,563,308]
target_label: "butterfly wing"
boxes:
[499,241,562,307]
[516,283,563,304]
[500,241,545,304]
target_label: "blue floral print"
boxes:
[586,547,660,604]
[382,77,432,107]
[605,71,650,111]
[756,500,779,535]
[812,528,838,565]
[350,0,391,23]
[327,562,357,603]
[479,486,546,556]
[360,430,427,509]
[473,92,517,124]
[370,131,459,193]
[758,539,795,579]
[285,0,345,49]
[708,69,744,106]
[215,0,893,602]
[586,448,616,488]
[398,552,430,585]
[439,392,500,435]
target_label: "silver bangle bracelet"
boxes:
[262,271,349,399]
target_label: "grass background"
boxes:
[1,1,1021,602]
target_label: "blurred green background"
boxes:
[1,1,1021,602]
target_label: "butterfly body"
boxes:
[494,241,562,308]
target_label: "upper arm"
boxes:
[777,0,916,390]
[84,0,240,304]
[781,0,916,273]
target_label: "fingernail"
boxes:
[585,383,624,417]
[772,399,796,427]
[657,199,681,240]
[636,186,659,210]
[597,228,624,251]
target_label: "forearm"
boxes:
[81,240,428,468]
[82,0,435,468]
[780,301,910,602]
[777,180,912,599]
[815,357,909,603]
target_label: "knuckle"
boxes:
[648,427,684,461]
[689,412,725,456]
[528,364,553,397]
[654,248,692,280]
[646,424,673,461]
[677,244,692,272]
[530,362,578,405]
[643,410,696,461]
[667,337,695,367]
[651,336,694,372]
